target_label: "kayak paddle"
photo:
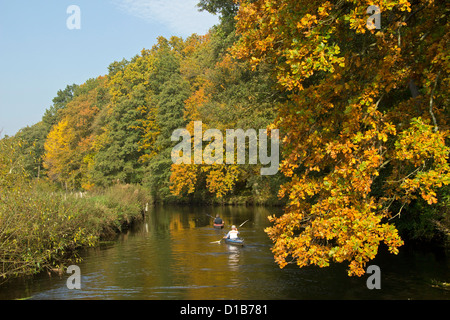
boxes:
[239,219,249,228]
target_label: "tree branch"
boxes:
[389,201,406,220]
[429,71,440,133]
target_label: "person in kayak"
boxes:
[214,214,224,228]
[224,225,239,239]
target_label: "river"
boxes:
[0,205,448,300]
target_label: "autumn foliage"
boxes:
[6,0,449,278]
[233,0,449,276]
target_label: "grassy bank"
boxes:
[0,183,151,282]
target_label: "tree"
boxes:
[0,136,30,190]
[14,122,47,178]
[42,84,78,131]
[43,118,77,189]
[136,38,192,199]
[92,84,148,186]
[43,77,107,190]
[168,19,287,203]
[92,50,155,186]
[198,0,239,31]
[232,0,449,276]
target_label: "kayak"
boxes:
[214,223,224,229]
[224,238,244,246]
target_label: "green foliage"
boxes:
[4,1,449,283]
[197,0,239,32]
[143,74,191,200]
[8,123,46,179]
[0,184,98,280]
[396,185,450,243]
[92,85,147,186]
[0,137,30,189]
[42,84,78,130]
[0,180,150,281]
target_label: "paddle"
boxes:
[239,219,249,228]
[210,234,226,244]
[210,220,249,244]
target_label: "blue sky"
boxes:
[0,0,219,137]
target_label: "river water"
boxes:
[0,205,449,300]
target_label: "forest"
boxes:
[0,0,449,279]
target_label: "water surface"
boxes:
[0,206,448,300]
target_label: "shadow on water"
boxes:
[0,205,448,300]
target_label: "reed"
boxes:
[0,182,151,282]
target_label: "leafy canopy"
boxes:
[233,0,449,276]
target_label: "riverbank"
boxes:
[0,183,151,283]
[1,180,448,286]
[1,206,448,300]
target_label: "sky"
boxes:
[0,0,219,137]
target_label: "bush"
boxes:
[394,185,450,244]
[0,183,151,281]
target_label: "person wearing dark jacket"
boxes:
[213,214,224,228]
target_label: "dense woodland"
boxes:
[1,0,449,278]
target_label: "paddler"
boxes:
[224,225,239,240]
[214,214,224,228]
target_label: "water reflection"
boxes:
[0,205,448,300]
[227,244,241,274]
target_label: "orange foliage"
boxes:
[233,0,449,276]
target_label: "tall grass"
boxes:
[0,182,151,282]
